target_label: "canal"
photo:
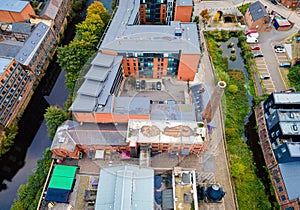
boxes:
[220,37,278,208]
[0,0,113,209]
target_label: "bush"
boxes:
[230,54,237,61]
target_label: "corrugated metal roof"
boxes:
[0,57,12,75]
[0,0,29,12]
[12,22,31,35]
[95,165,154,210]
[15,22,50,65]
[278,161,300,200]
[91,53,115,67]
[248,1,267,22]
[286,142,300,157]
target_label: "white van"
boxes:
[246,36,258,43]
[247,33,259,38]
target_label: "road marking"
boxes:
[278,67,288,89]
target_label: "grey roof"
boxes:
[248,1,268,22]
[0,0,29,12]
[267,109,300,130]
[91,53,115,67]
[0,41,23,57]
[12,22,31,35]
[278,161,300,200]
[273,92,300,105]
[279,121,300,136]
[39,0,62,20]
[100,0,200,54]
[95,165,154,210]
[176,0,193,6]
[77,79,104,97]
[286,142,300,158]
[51,120,128,151]
[190,83,215,127]
[70,53,123,112]
[162,189,174,209]
[150,104,196,121]
[0,57,12,75]
[85,65,110,81]
[113,97,150,115]
[15,22,50,65]
[70,94,97,112]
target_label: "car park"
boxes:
[260,74,270,80]
[156,81,161,90]
[275,48,286,53]
[279,62,291,68]
[141,80,146,89]
[253,53,264,57]
[251,45,260,50]
[244,29,257,36]
[136,80,140,89]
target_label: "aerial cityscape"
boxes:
[0,0,299,210]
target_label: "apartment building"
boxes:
[139,0,192,24]
[0,58,34,127]
[0,0,35,22]
[255,92,300,209]
[100,0,200,82]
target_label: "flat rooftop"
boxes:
[150,104,196,121]
[279,121,300,136]
[127,119,206,144]
[272,92,300,105]
[0,57,12,75]
[100,0,200,54]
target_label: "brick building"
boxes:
[244,1,272,31]
[0,0,35,22]
[0,57,34,127]
[280,0,300,9]
[255,92,300,209]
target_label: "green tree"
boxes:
[287,65,300,90]
[44,106,68,139]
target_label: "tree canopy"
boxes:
[44,106,68,139]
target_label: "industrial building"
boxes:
[255,92,300,209]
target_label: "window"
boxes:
[278,186,283,192]
[280,195,286,201]
[273,169,278,175]
[275,178,280,183]
[271,132,275,137]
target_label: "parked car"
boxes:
[251,45,260,50]
[274,45,284,49]
[246,37,258,43]
[136,80,140,89]
[244,29,257,36]
[275,48,286,53]
[156,81,161,90]
[260,74,270,80]
[297,37,300,42]
[247,33,259,38]
[253,53,264,57]
[271,0,278,5]
[279,62,291,68]
[141,80,146,89]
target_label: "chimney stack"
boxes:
[202,81,226,122]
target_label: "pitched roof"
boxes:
[39,0,63,20]
[248,1,268,21]
[279,161,300,200]
[12,22,31,35]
